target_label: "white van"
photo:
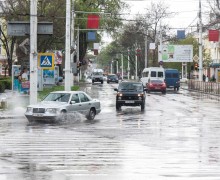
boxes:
[140,67,165,86]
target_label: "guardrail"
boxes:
[188,80,220,96]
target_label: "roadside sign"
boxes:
[38,53,54,70]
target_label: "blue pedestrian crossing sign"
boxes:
[38,53,55,70]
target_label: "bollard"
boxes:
[1,98,7,109]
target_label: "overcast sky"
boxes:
[122,0,210,34]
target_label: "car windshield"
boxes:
[93,72,102,76]
[119,83,143,91]
[43,93,71,102]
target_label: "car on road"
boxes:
[114,81,146,111]
[91,69,104,84]
[107,74,119,83]
[165,68,180,91]
[147,79,166,94]
[25,91,101,122]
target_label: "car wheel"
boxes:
[61,110,67,120]
[116,103,121,111]
[92,80,94,84]
[27,119,34,123]
[141,102,145,111]
[101,81,103,84]
[177,87,179,91]
[86,108,96,120]
[162,90,166,94]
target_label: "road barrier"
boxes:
[188,80,220,96]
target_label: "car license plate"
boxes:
[125,100,134,103]
[155,87,160,89]
[33,113,43,117]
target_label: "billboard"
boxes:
[158,45,193,62]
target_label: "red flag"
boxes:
[87,15,99,29]
[209,30,219,41]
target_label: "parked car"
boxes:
[25,91,101,122]
[114,81,146,111]
[147,79,166,94]
[107,74,119,83]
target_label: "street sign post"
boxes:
[38,53,55,70]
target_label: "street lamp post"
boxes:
[127,49,130,80]
[135,49,138,80]
[121,53,124,79]
[198,0,203,81]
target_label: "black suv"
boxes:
[114,81,146,111]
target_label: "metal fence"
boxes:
[188,80,220,96]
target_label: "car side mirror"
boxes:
[114,88,118,91]
[70,101,76,104]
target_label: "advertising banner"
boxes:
[158,45,193,62]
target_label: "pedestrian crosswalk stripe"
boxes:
[41,56,52,66]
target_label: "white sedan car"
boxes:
[25,91,101,122]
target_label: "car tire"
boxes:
[92,80,94,84]
[86,108,96,120]
[61,110,67,120]
[177,87,179,91]
[101,81,103,84]
[162,90,166,94]
[27,119,34,123]
[141,102,145,111]
[116,103,121,111]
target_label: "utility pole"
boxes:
[145,30,148,68]
[77,27,80,82]
[159,21,163,67]
[29,0,38,104]
[127,49,130,80]
[111,60,113,74]
[135,48,138,80]
[65,0,71,91]
[198,0,203,81]
[70,0,75,86]
[121,53,124,79]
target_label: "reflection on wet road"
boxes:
[0,82,220,180]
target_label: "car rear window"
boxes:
[150,80,163,83]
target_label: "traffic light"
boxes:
[194,63,199,70]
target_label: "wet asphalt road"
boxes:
[0,82,220,180]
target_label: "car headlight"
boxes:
[117,93,123,97]
[138,93,144,97]
[26,107,33,113]
[45,108,58,114]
